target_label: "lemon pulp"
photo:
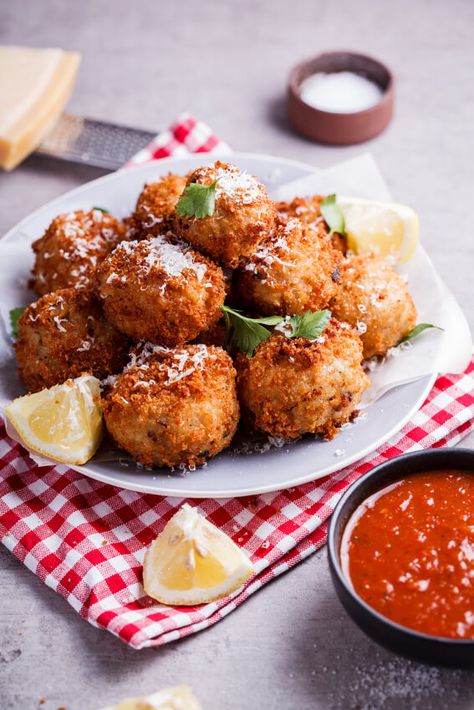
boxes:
[6,375,103,465]
[143,504,254,606]
[338,197,419,264]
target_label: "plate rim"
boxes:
[1,151,316,244]
[2,152,438,498]
[68,370,436,498]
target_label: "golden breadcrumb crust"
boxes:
[130,173,187,239]
[96,234,226,346]
[31,209,126,295]
[15,287,130,392]
[276,195,347,253]
[102,344,240,467]
[236,322,369,440]
[236,217,342,316]
[175,161,276,268]
[330,254,417,358]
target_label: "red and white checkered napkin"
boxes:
[1,114,474,649]
[124,112,231,166]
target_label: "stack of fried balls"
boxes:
[14,161,417,469]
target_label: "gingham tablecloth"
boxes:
[1,114,473,649]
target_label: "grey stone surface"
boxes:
[0,1,473,708]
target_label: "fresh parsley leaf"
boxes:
[92,206,109,213]
[288,310,331,340]
[320,194,345,235]
[176,180,219,219]
[399,323,444,344]
[9,307,25,339]
[221,305,283,357]
[221,306,333,356]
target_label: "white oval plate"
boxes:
[1,153,435,498]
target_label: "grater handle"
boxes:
[36,113,157,171]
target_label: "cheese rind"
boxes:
[0,46,81,170]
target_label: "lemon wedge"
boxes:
[143,504,254,606]
[338,196,419,264]
[99,685,202,710]
[5,375,103,465]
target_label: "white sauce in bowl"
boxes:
[300,71,383,113]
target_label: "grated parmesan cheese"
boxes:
[123,342,215,387]
[193,163,264,206]
[245,219,300,278]
[112,234,208,291]
[53,316,68,332]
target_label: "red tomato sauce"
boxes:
[341,470,474,639]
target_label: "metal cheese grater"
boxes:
[36,113,157,171]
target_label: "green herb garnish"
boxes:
[399,323,444,344]
[176,180,219,219]
[221,305,283,357]
[320,194,345,235]
[9,307,25,339]
[92,206,109,213]
[287,309,331,340]
[221,306,332,357]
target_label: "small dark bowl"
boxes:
[328,448,474,668]
[288,50,394,145]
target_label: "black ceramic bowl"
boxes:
[328,448,474,668]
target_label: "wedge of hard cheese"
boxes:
[0,46,81,170]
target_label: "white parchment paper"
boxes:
[273,153,472,404]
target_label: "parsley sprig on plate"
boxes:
[9,307,25,339]
[176,180,219,219]
[320,194,345,235]
[399,323,444,344]
[222,305,331,357]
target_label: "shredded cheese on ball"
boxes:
[123,342,215,387]
[53,316,67,332]
[112,235,208,289]
[214,166,262,204]
[245,219,300,278]
[274,317,293,337]
[76,339,93,352]
[48,296,65,311]
[192,164,263,206]
[60,210,118,244]
[35,210,122,288]
[139,201,164,228]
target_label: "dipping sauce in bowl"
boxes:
[287,51,394,144]
[299,71,383,114]
[341,470,474,639]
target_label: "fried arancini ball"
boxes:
[96,233,226,345]
[236,321,369,440]
[31,209,126,295]
[175,161,276,268]
[15,288,130,392]
[131,173,187,238]
[330,254,417,359]
[102,343,240,468]
[236,218,342,316]
[276,195,347,253]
